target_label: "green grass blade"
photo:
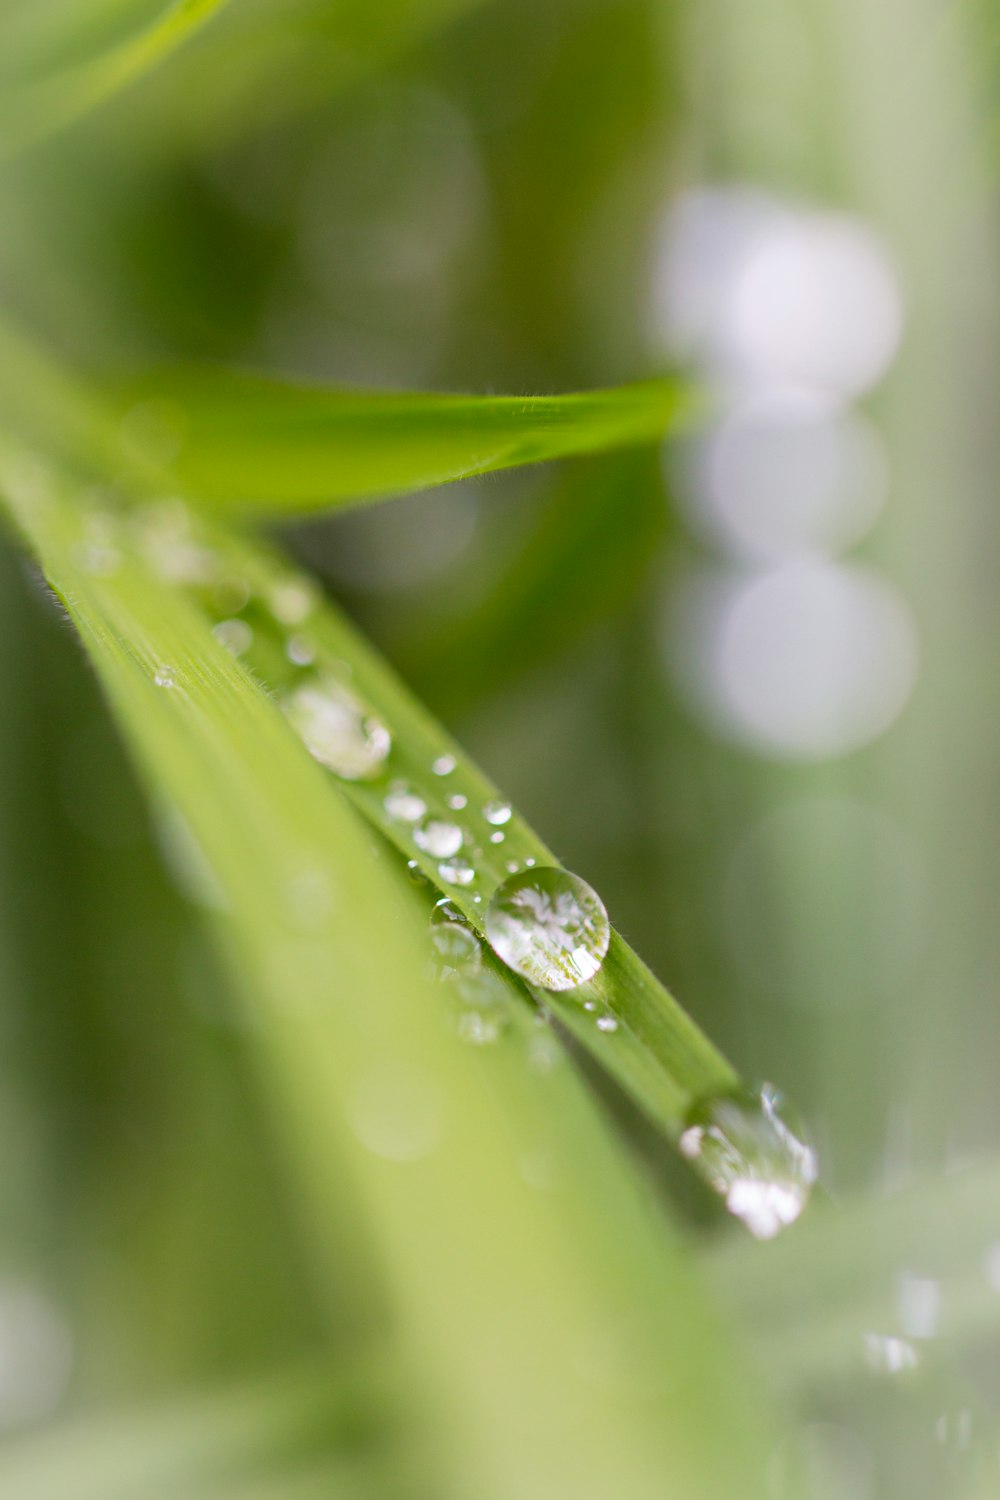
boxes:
[118,366,697,516]
[0,442,780,1500]
[192,517,738,1133]
[0,0,232,157]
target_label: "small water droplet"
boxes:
[136,499,217,585]
[74,512,121,577]
[439,856,476,886]
[432,754,456,776]
[505,859,520,874]
[524,856,536,867]
[679,1083,817,1239]
[211,575,251,616]
[406,859,428,885]
[596,1014,619,1033]
[384,783,427,823]
[212,618,254,656]
[447,792,468,810]
[451,968,512,1044]
[281,675,391,780]
[414,819,463,858]
[154,665,177,689]
[431,897,467,926]
[483,799,512,826]
[472,893,482,904]
[431,921,482,971]
[485,866,610,991]
[490,831,505,844]
[270,577,316,625]
[286,633,317,666]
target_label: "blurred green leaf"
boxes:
[0,435,780,1500]
[0,1,232,156]
[118,366,696,516]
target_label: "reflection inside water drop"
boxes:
[485,866,610,991]
[680,1083,817,1239]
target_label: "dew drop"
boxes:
[484,866,610,991]
[431,921,482,970]
[483,799,512,826]
[490,831,506,844]
[505,859,520,874]
[452,969,512,1045]
[270,577,316,626]
[212,618,253,656]
[154,665,177,689]
[286,633,317,667]
[679,1083,817,1239]
[431,897,467,926]
[439,856,475,886]
[384,783,427,823]
[406,859,428,885]
[414,819,463,858]
[280,675,391,780]
[432,754,457,776]
[447,792,468,810]
[596,1014,619,1033]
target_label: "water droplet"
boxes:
[472,894,482,904]
[432,754,456,776]
[452,969,512,1044]
[431,897,467,925]
[414,819,463,858]
[679,1083,817,1239]
[439,856,475,886]
[406,859,428,885]
[431,921,482,971]
[524,856,536,867]
[212,618,254,656]
[596,1014,619,1033]
[483,799,512,826]
[505,859,520,874]
[281,675,391,780]
[74,511,121,577]
[286,633,317,666]
[490,831,505,844]
[211,574,251,616]
[447,792,468,810]
[136,499,217,585]
[154,665,177,689]
[485,866,610,992]
[384,783,427,823]
[270,577,316,626]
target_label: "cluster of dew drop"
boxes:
[91,498,818,1236]
[679,1082,818,1239]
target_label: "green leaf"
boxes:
[118,366,697,517]
[0,440,779,1500]
[0,0,232,157]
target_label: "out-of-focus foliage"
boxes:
[2,0,1000,1498]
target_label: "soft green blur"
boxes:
[1,1,1000,1498]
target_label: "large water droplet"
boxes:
[414,819,463,858]
[281,675,391,780]
[679,1083,817,1239]
[485,866,610,991]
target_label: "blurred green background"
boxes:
[3,1,1000,1496]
